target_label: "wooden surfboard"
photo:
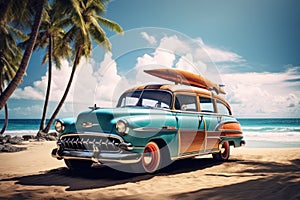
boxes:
[144,68,226,94]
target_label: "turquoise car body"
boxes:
[52,84,245,172]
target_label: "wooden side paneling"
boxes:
[179,130,205,154]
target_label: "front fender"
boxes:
[57,118,77,136]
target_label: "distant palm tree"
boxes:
[43,0,123,133]
[20,2,72,133]
[0,0,46,109]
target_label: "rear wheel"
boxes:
[64,159,92,170]
[213,141,230,161]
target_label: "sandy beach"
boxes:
[0,141,299,200]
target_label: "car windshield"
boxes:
[117,90,172,109]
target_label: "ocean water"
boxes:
[238,118,300,148]
[0,119,55,136]
[0,118,299,148]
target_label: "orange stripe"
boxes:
[218,122,242,131]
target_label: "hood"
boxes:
[75,107,170,133]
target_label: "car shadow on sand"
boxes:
[2,157,225,191]
[172,159,300,200]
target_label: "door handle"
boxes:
[198,115,203,129]
[217,116,222,123]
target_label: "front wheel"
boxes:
[213,141,230,161]
[141,141,161,173]
[129,141,171,174]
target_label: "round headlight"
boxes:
[116,120,129,135]
[55,120,65,133]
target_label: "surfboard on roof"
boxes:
[144,68,226,94]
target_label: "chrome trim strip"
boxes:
[171,153,196,161]
[132,146,145,150]
[170,109,232,117]
[133,126,177,132]
[207,136,221,139]
[171,148,221,160]
[162,126,177,131]
[133,127,162,132]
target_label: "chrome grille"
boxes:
[60,134,121,153]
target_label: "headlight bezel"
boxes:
[116,119,129,135]
[55,120,65,133]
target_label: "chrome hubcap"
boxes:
[144,152,152,165]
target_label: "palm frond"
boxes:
[94,15,123,34]
[89,17,111,50]
[70,0,87,36]
[5,24,28,40]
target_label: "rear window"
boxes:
[199,97,215,113]
[216,100,231,115]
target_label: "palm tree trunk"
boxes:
[39,35,53,132]
[0,0,45,109]
[0,87,8,135]
[0,103,8,135]
[43,46,83,133]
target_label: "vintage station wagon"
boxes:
[52,69,245,173]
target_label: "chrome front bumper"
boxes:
[51,147,141,164]
[51,132,142,164]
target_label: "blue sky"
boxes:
[2,0,300,119]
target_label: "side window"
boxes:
[175,94,197,111]
[199,97,215,113]
[217,101,231,115]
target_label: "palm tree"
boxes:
[0,0,46,109]
[43,0,123,133]
[0,1,28,134]
[25,2,72,133]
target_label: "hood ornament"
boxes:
[82,121,99,128]
[88,104,100,111]
[82,122,94,128]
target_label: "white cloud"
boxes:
[13,59,73,102]
[134,34,228,85]
[141,32,157,45]
[222,68,300,117]
[159,35,191,55]
[93,52,124,107]
[136,49,175,69]
[134,48,176,85]
[195,38,244,63]
[135,35,191,70]
[175,53,207,74]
